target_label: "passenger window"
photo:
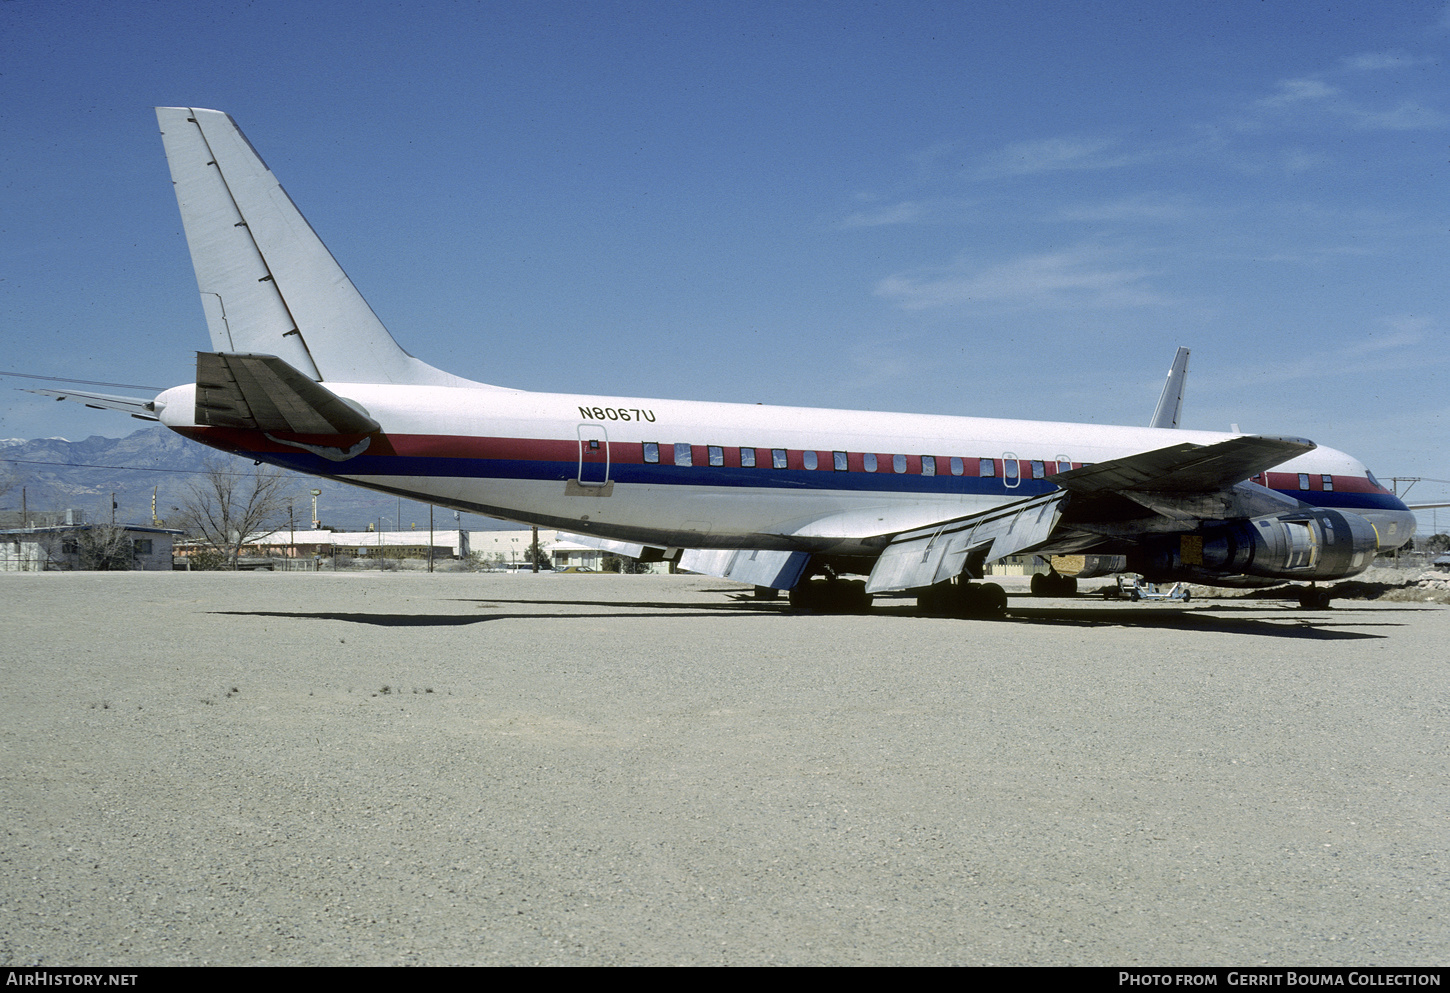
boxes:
[921,456,936,476]
[1030,460,1045,479]
[864,453,877,472]
[950,457,964,476]
[979,458,995,477]
[674,443,692,467]
[803,451,818,470]
[1005,459,1020,484]
[892,454,906,474]
[708,446,724,467]
[740,447,756,467]
[1298,473,1310,490]
[772,449,788,469]
[643,442,659,464]
[833,451,847,472]
[1322,474,1333,492]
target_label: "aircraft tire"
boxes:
[977,582,1008,616]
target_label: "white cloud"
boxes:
[837,198,973,229]
[839,201,929,228]
[1342,50,1432,71]
[970,136,1138,180]
[875,246,1166,311]
[1250,73,1446,131]
[1055,194,1201,224]
[1343,100,1449,130]
[1256,78,1339,108]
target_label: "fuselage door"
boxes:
[577,423,610,486]
[1003,452,1021,489]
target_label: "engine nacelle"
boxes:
[1130,509,1379,585]
[1050,554,1129,579]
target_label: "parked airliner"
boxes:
[36,108,1416,612]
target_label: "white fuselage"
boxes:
[156,381,1413,555]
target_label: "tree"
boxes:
[75,523,137,570]
[173,458,295,568]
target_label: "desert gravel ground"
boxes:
[0,571,1445,966]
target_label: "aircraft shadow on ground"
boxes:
[209,596,1405,640]
[208,609,768,627]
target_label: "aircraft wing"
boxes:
[29,389,161,421]
[1049,435,1315,494]
[864,434,1315,593]
[194,352,380,435]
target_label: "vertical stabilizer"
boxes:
[156,107,470,386]
[1149,346,1190,429]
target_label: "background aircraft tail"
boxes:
[156,107,475,387]
[1149,346,1190,429]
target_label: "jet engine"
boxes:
[1130,509,1379,586]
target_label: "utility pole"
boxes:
[428,505,435,573]
[531,525,540,573]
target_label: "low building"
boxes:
[0,524,184,572]
[242,528,473,560]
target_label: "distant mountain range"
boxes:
[0,427,511,533]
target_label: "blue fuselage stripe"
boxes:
[253,450,1407,512]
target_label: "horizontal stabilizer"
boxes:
[1051,435,1314,495]
[195,352,379,435]
[866,491,1066,594]
[29,389,160,420]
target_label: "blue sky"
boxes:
[3,0,1448,524]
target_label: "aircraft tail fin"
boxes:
[156,107,474,387]
[1149,346,1190,429]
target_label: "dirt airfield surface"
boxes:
[1,571,1445,966]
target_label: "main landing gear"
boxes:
[1297,585,1333,610]
[1030,570,1078,597]
[916,580,1009,619]
[788,578,873,613]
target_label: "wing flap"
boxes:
[678,548,812,590]
[865,491,1067,593]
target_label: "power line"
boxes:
[0,457,297,478]
[1,370,166,391]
